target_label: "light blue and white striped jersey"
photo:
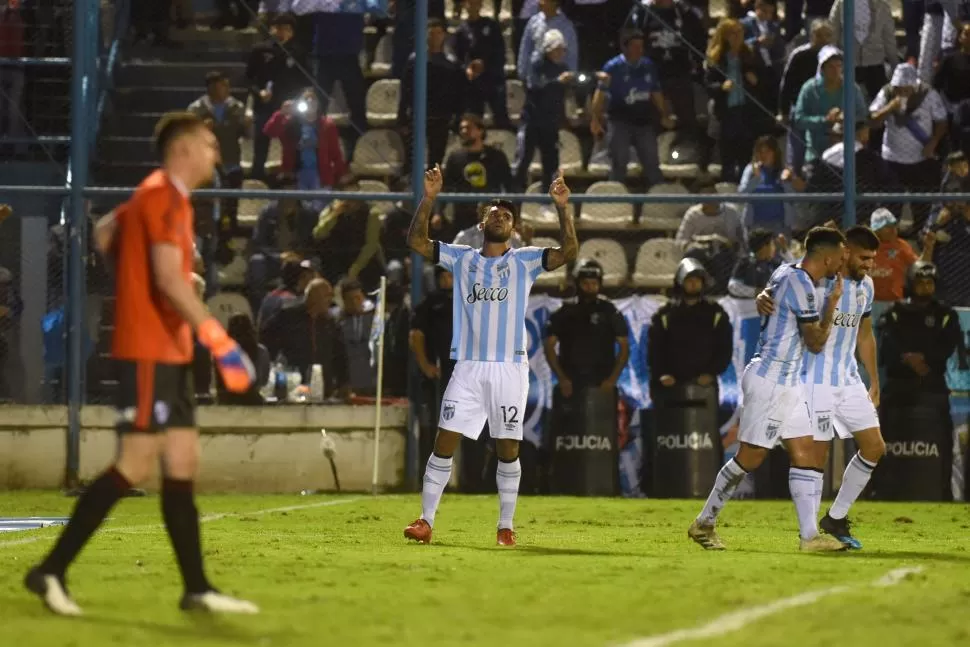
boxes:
[435,241,549,363]
[753,263,820,386]
[803,275,874,387]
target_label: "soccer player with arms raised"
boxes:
[25,112,258,616]
[689,227,849,552]
[756,226,885,549]
[404,166,578,546]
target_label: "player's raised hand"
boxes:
[755,289,775,316]
[830,273,844,301]
[198,318,256,393]
[424,164,443,200]
[549,170,570,209]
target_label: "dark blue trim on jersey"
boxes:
[541,248,551,271]
[862,311,871,319]
[796,315,819,323]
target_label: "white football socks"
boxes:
[496,458,521,531]
[421,454,453,527]
[697,459,747,526]
[829,452,878,520]
[789,468,824,540]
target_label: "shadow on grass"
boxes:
[733,547,970,565]
[432,542,646,558]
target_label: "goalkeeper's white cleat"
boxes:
[180,590,260,614]
[24,568,84,616]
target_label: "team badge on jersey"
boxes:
[856,288,866,307]
[496,262,510,280]
[442,401,456,421]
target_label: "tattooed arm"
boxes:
[544,170,578,270]
[407,165,443,260]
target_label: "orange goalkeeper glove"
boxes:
[198,317,255,393]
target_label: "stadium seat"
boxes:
[658,130,701,179]
[529,129,582,176]
[237,179,271,228]
[715,182,737,194]
[326,82,350,127]
[366,79,400,127]
[641,182,689,232]
[240,138,282,173]
[206,292,254,329]
[520,181,573,230]
[371,34,393,76]
[351,129,405,177]
[632,238,684,289]
[580,181,634,229]
[531,236,566,288]
[484,129,516,164]
[506,79,525,122]
[356,178,394,215]
[577,238,627,287]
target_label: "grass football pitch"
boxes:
[1,492,969,647]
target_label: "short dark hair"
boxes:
[153,111,206,159]
[271,12,297,29]
[804,226,847,255]
[341,278,363,295]
[484,198,516,219]
[428,17,447,30]
[460,112,486,131]
[205,70,228,87]
[748,228,775,253]
[844,225,879,251]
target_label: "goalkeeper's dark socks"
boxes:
[39,466,131,576]
[161,478,212,594]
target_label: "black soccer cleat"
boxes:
[179,589,260,614]
[820,511,863,550]
[24,567,83,616]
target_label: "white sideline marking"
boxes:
[0,497,362,548]
[618,566,925,647]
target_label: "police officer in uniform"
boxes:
[646,258,733,496]
[543,260,630,495]
[410,267,455,464]
[876,261,967,500]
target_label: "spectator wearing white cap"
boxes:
[518,0,578,90]
[870,207,935,302]
[513,28,574,191]
[869,62,948,232]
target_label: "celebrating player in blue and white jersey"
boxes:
[403,165,578,547]
[756,226,885,550]
[690,227,849,553]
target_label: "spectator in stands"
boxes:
[869,62,949,232]
[382,183,417,268]
[518,0,578,88]
[391,0,448,80]
[213,0,257,29]
[784,0,835,41]
[132,0,176,47]
[247,194,317,314]
[255,254,315,333]
[922,152,970,305]
[311,2,368,154]
[264,277,351,396]
[704,18,774,182]
[264,88,350,202]
[647,258,733,397]
[590,29,673,187]
[934,23,970,107]
[728,228,786,298]
[313,187,386,291]
[452,0,511,129]
[410,266,454,459]
[443,113,514,230]
[338,279,377,396]
[399,18,465,171]
[561,0,630,73]
[738,135,804,236]
[0,0,26,157]
[0,264,22,401]
[514,29,572,192]
[381,282,412,398]
[779,19,834,174]
[742,0,786,77]
[677,178,747,252]
[918,1,970,83]
[902,0,925,61]
[245,13,307,181]
[870,208,935,302]
[217,313,271,404]
[792,45,867,172]
[829,0,898,106]
[188,70,251,197]
[625,0,707,148]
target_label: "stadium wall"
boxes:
[0,405,407,492]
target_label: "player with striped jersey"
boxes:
[757,226,885,550]
[690,227,848,552]
[404,166,578,546]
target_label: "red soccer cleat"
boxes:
[404,518,432,544]
[496,528,516,547]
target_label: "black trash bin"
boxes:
[874,394,953,501]
[652,384,722,498]
[548,386,619,496]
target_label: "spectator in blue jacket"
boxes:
[590,29,674,186]
[738,134,805,236]
[727,228,785,298]
[741,0,785,76]
[518,0,578,89]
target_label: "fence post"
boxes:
[406,0,430,489]
[841,0,857,229]
[65,0,97,489]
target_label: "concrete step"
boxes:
[98,136,154,165]
[117,60,247,88]
[103,112,167,138]
[114,86,248,113]
[93,160,157,187]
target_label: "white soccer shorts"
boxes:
[438,360,530,441]
[737,365,813,449]
[807,382,880,441]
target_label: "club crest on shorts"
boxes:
[442,401,456,421]
[766,420,780,440]
[154,401,170,425]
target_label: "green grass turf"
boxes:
[1,492,969,647]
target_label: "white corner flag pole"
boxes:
[371,276,387,495]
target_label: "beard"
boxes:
[483,226,510,243]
